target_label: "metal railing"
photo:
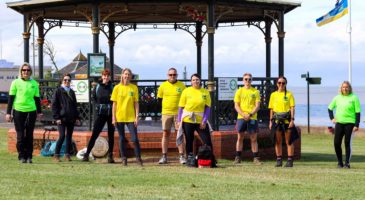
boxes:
[38,78,277,130]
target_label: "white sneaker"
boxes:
[179,155,187,165]
[158,156,167,164]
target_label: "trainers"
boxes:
[158,156,168,164]
[20,158,26,164]
[344,163,351,169]
[337,162,344,168]
[27,158,33,164]
[179,155,186,165]
[233,156,241,164]
[253,157,262,165]
[275,159,282,167]
[136,157,143,167]
[284,160,293,168]
[121,158,127,166]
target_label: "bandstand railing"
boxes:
[38,78,277,130]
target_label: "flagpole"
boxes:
[348,0,352,83]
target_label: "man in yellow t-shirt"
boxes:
[233,73,261,165]
[157,68,186,164]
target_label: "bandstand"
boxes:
[7,0,302,159]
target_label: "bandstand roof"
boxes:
[7,0,301,24]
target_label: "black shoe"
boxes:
[107,157,115,164]
[27,159,33,164]
[344,163,351,169]
[82,155,89,162]
[337,162,344,168]
[284,160,293,168]
[275,159,282,167]
[20,158,26,164]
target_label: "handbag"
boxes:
[273,112,290,121]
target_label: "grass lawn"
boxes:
[1,128,365,199]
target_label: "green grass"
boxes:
[1,128,365,199]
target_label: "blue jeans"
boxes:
[115,122,141,158]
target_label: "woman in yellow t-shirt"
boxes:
[111,68,142,166]
[178,73,216,167]
[268,76,296,167]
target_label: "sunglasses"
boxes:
[169,74,177,76]
[277,82,286,85]
[63,79,71,82]
[244,78,252,82]
[22,69,31,72]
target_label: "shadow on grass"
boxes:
[301,152,365,163]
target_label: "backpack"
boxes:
[196,144,216,168]
[40,127,78,156]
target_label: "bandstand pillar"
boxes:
[23,15,30,63]
[196,21,203,77]
[92,4,100,53]
[265,19,272,78]
[278,11,285,77]
[207,0,216,129]
[36,18,44,79]
[108,22,115,81]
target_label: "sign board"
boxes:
[218,77,238,100]
[307,77,321,84]
[88,53,106,78]
[70,79,89,103]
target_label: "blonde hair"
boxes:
[340,81,353,95]
[121,68,132,84]
[243,73,252,78]
[19,62,32,78]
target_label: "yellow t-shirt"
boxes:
[157,81,186,115]
[179,87,211,124]
[234,87,260,120]
[268,90,295,113]
[110,83,139,122]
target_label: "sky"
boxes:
[0,0,364,87]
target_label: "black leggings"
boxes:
[13,110,37,160]
[86,115,115,157]
[55,121,75,156]
[182,122,213,155]
[334,123,354,164]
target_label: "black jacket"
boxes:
[92,81,113,105]
[52,86,79,122]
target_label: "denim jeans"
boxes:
[115,122,141,158]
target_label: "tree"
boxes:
[43,40,61,78]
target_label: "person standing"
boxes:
[52,73,80,162]
[157,68,186,164]
[6,63,42,163]
[233,73,261,165]
[111,68,143,166]
[178,73,216,167]
[83,69,115,163]
[269,76,296,167]
[328,81,361,169]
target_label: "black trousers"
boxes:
[55,121,75,156]
[86,115,115,157]
[13,110,37,160]
[182,122,213,155]
[334,123,354,164]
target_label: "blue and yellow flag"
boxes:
[316,0,348,27]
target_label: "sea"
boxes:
[289,86,365,128]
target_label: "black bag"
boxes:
[197,144,216,168]
[273,112,290,121]
[96,104,112,117]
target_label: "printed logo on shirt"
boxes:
[250,94,256,98]
[129,91,134,96]
[202,94,207,100]
[176,87,182,93]
[283,96,288,101]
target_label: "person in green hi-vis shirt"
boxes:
[328,81,361,169]
[6,63,43,164]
